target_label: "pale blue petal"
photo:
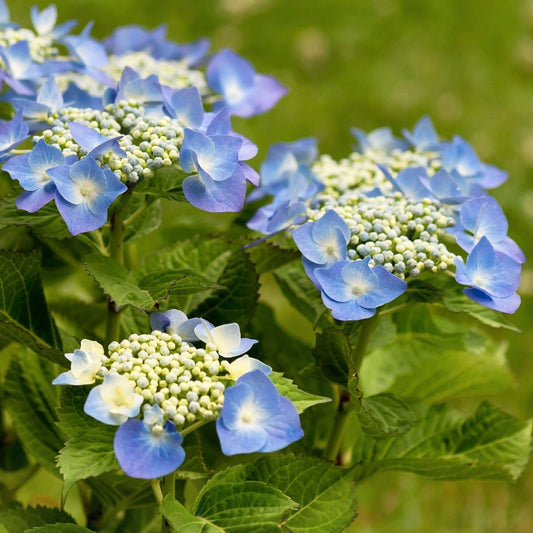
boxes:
[84,386,127,425]
[463,288,520,314]
[314,261,353,302]
[321,292,376,321]
[357,265,407,308]
[114,419,185,479]
[260,397,304,452]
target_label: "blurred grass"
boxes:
[8,0,533,531]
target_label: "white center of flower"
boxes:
[350,280,371,297]
[77,179,101,201]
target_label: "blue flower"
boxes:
[0,110,29,162]
[149,309,202,342]
[454,237,521,314]
[104,24,167,55]
[402,116,440,152]
[64,22,108,71]
[194,321,257,358]
[292,210,350,287]
[105,67,163,111]
[84,372,143,425]
[207,49,287,117]
[30,4,76,38]
[47,157,127,235]
[3,139,73,212]
[441,136,507,192]
[179,127,246,212]
[10,78,65,131]
[378,165,434,202]
[68,122,126,158]
[114,405,185,479]
[351,126,408,154]
[153,38,210,67]
[0,41,41,95]
[248,137,318,202]
[247,163,324,234]
[315,257,407,321]
[451,196,525,263]
[163,86,204,129]
[52,339,104,386]
[216,370,303,455]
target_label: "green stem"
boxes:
[105,188,133,346]
[323,388,351,463]
[159,473,176,533]
[352,313,378,372]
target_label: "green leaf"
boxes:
[0,250,63,365]
[124,196,162,245]
[133,237,233,315]
[135,166,187,202]
[160,495,224,533]
[361,306,514,403]
[204,455,357,533]
[134,236,260,326]
[3,353,64,474]
[442,293,521,332]
[87,472,153,509]
[84,252,155,311]
[193,247,259,327]
[177,434,209,480]
[348,375,417,439]
[0,502,75,533]
[0,195,72,240]
[273,262,328,327]
[193,480,298,532]
[26,525,93,532]
[137,269,220,300]
[245,242,299,275]
[312,327,353,385]
[351,402,532,481]
[269,371,330,414]
[56,387,119,496]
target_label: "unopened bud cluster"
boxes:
[309,149,456,280]
[0,27,58,63]
[34,100,184,183]
[99,331,230,429]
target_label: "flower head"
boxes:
[52,339,104,386]
[315,257,407,320]
[113,405,185,479]
[47,156,127,235]
[84,372,143,425]
[207,49,287,117]
[216,370,303,455]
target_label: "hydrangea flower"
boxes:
[315,257,407,320]
[0,109,29,162]
[149,309,202,341]
[454,237,521,313]
[84,372,143,425]
[30,4,76,39]
[452,196,525,263]
[52,339,104,386]
[351,126,408,153]
[0,41,42,95]
[292,209,350,287]
[216,370,303,455]
[3,139,74,212]
[207,49,287,117]
[402,115,440,152]
[194,321,257,358]
[226,355,272,381]
[114,405,185,479]
[179,127,246,212]
[47,156,127,235]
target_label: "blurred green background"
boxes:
[8,0,533,531]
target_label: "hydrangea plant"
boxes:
[0,2,530,533]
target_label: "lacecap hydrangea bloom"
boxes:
[53,309,303,479]
[248,117,524,318]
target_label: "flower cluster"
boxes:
[53,310,303,479]
[249,117,524,317]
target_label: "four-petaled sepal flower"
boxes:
[114,405,185,479]
[53,339,104,386]
[216,370,303,455]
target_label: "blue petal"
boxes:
[207,49,255,96]
[463,288,520,314]
[168,87,204,128]
[216,416,267,455]
[459,196,508,241]
[321,292,376,321]
[260,396,304,452]
[31,4,57,36]
[114,419,185,479]
[37,77,63,111]
[150,309,184,332]
[402,115,439,151]
[84,386,128,425]
[55,194,108,235]
[16,183,56,212]
[357,265,407,308]
[314,261,353,302]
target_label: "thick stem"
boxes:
[104,189,133,346]
[324,315,379,463]
[351,313,378,372]
[159,473,176,533]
